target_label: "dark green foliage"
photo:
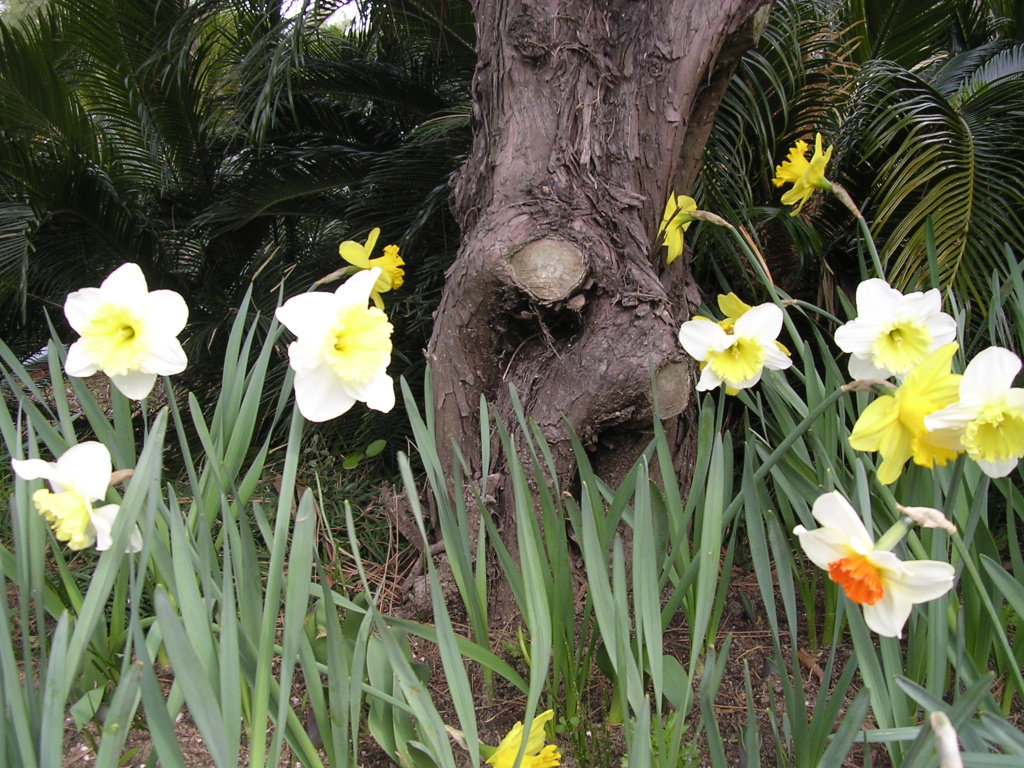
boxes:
[0,0,472,465]
[4,0,1024,467]
[694,0,1024,326]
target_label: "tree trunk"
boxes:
[426,0,772,608]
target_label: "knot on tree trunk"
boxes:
[652,361,691,419]
[509,237,588,303]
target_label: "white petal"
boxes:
[730,368,764,390]
[733,303,782,342]
[847,353,891,382]
[862,586,914,638]
[892,559,955,602]
[914,287,943,314]
[64,288,104,332]
[139,338,188,376]
[678,320,727,361]
[287,336,331,372]
[855,278,901,318]
[835,321,882,359]
[100,263,148,295]
[762,344,793,371]
[126,525,143,554]
[923,312,958,347]
[276,291,341,339]
[361,372,396,413]
[977,457,1018,478]
[90,504,117,551]
[56,442,112,501]
[110,371,158,400]
[333,267,381,306]
[793,525,852,570]
[924,401,979,432]
[695,365,724,391]
[64,340,99,377]
[293,364,357,422]
[923,425,967,453]
[11,458,65,488]
[896,292,940,325]
[960,347,1021,402]
[811,491,874,553]
[142,290,189,336]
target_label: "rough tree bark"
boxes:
[425,0,772,597]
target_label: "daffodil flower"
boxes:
[275,268,395,422]
[793,491,955,638]
[678,302,792,392]
[657,192,697,265]
[924,346,1024,478]
[772,133,833,216]
[64,263,189,400]
[11,442,141,552]
[338,228,405,309]
[834,278,957,380]
[716,292,752,332]
[848,343,963,483]
[483,709,561,768]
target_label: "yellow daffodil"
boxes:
[64,263,188,399]
[275,268,395,422]
[925,346,1024,478]
[338,228,405,308]
[793,491,955,638]
[772,133,834,216]
[834,278,957,380]
[657,192,697,265]
[679,302,792,392]
[716,292,753,332]
[11,442,141,552]
[484,709,561,768]
[686,294,791,395]
[849,343,963,483]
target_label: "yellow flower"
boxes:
[772,133,833,216]
[657,192,697,265]
[11,442,141,552]
[64,263,189,399]
[679,302,792,392]
[275,269,395,422]
[849,343,963,484]
[834,278,956,381]
[716,292,753,332]
[485,710,561,768]
[338,228,405,308]
[713,293,791,356]
[925,346,1024,478]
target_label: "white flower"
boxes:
[678,302,792,391]
[793,491,954,638]
[11,442,141,553]
[834,278,956,380]
[64,263,189,399]
[275,268,395,422]
[924,346,1024,478]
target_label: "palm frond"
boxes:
[848,55,1024,301]
[693,0,855,299]
[846,0,961,66]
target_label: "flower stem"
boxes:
[855,215,885,280]
[722,385,852,523]
[723,224,811,369]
